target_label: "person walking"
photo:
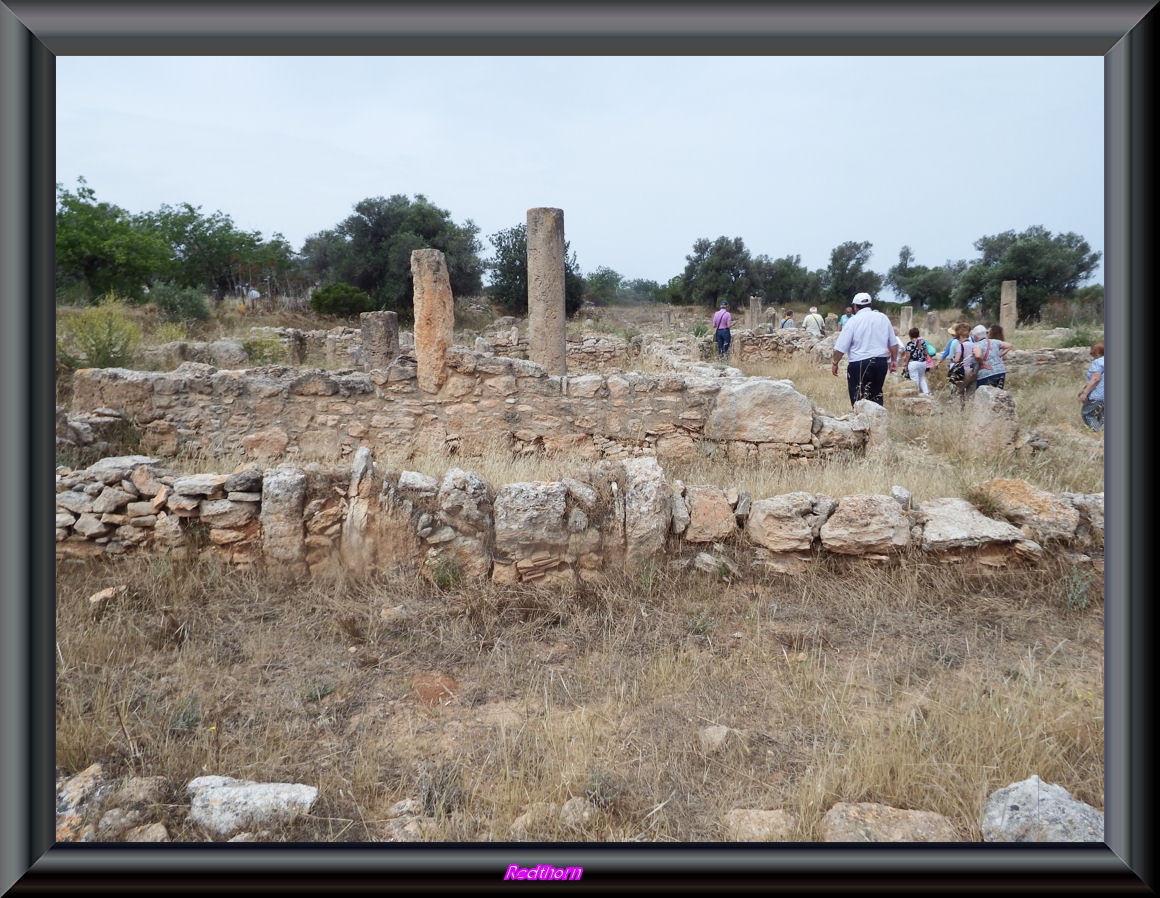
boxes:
[944,322,974,400]
[802,306,825,337]
[838,306,853,330]
[1078,340,1104,431]
[830,292,901,406]
[972,324,1013,390]
[900,327,932,395]
[712,299,733,359]
[780,311,796,329]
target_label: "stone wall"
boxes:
[67,347,878,465]
[139,324,1092,383]
[55,452,1104,583]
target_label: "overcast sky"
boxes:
[56,55,1104,294]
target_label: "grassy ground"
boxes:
[55,299,1105,842]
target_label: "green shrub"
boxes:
[149,281,210,323]
[428,558,464,591]
[309,283,373,317]
[242,332,290,365]
[56,295,142,368]
[1060,325,1102,349]
[154,322,188,344]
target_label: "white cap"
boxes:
[852,292,872,306]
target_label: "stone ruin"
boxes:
[56,226,1103,582]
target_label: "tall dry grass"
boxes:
[56,540,1103,842]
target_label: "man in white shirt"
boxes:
[830,292,901,406]
[802,306,825,337]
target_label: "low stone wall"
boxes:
[138,324,1092,385]
[67,348,879,464]
[56,452,1104,583]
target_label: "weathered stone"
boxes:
[186,775,318,838]
[683,486,738,543]
[745,493,829,553]
[723,808,797,841]
[360,310,400,370]
[981,774,1103,842]
[820,495,911,555]
[975,478,1081,544]
[260,469,307,570]
[821,801,959,842]
[172,474,229,498]
[526,207,567,375]
[705,379,814,444]
[412,248,454,393]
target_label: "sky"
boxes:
[55,55,1104,295]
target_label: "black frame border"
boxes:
[1,1,1153,893]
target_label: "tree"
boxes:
[55,178,170,303]
[300,194,484,322]
[751,253,824,308]
[308,282,373,317]
[885,246,965,311]
[139,203,293,304]
[584,267,623,306]
[484,223,585,317]
[680,236,756,307]
[823,241,883,308]
[953,226,1102,323]
[621,278,663,304]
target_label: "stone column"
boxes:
[526,207,567,375]
[662,309,672,330]
[749,296,761,330]
[1000,280,1018,336]
[899,305,913,335]
[411,249,454,394]
[260,468,307,577]
[926,311,939,335]
[359,310,400,371]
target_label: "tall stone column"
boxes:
[359,310,400,371]
[1000,280,1018,336]
[411,248,454,394]
[899,305,913,335]
[527,207,567,375]
[748,295,761,330]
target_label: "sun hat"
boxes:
[970,324,988,340]
[946,326,959,337]
[852,292,872,306]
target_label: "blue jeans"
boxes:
[846,357,888,406]
[1081,399,1104,432]
[715,328,731,358]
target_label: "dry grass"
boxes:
[56,547,1103,842]
[55,301,1104,842]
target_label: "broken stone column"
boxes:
[1000,280,1017,336]
[662,309,672,330]
[411,249,454,394]
[359,310,400,371]
[749,295,761,330]
[526,207,567,375]
[899,305,913,335]
[926,311,939,334]
[260,468,307,576]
